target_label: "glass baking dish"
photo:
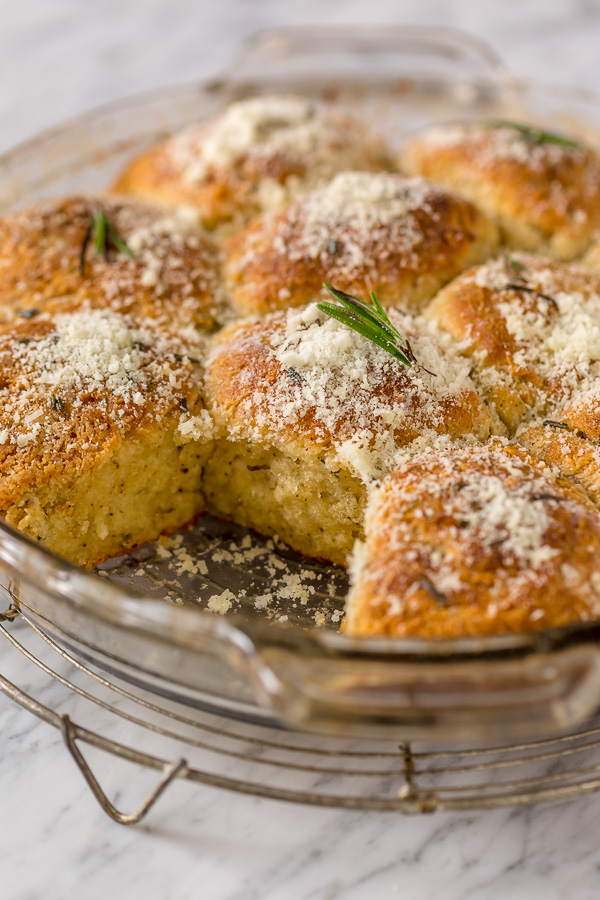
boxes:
[4,24,600,743]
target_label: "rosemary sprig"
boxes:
[504,255,525,278]
[317,284,434,374]
[80,208,134,275]
[419,577,448,605]
[50,395,66,414]
[483,120,581,148]
[494,282,558,309]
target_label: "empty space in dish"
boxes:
[98,516,349,631]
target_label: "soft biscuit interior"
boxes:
[0,309,213,567]
[113,95,394,230]
[222,172,499,316]
[401,122,600,261]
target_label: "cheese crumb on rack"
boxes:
[207,589,235,615]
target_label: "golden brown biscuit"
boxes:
[0,309,213,567]
[222,172,498,316]
[402,122,600,260]
[345,442,600,639]
[582,235,600,271]
[204,303,497,565]
[425,253,600,431]
[113,95,393,230]
[518,383,600,507]
[0,195,223,333]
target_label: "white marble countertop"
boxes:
[4,2,600,898]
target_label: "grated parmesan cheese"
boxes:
[168,95,383,188]
[264,173,437,271]
[0,309,211,451]
[467,256,600,407]
[207,589,235,615]
[214,302,491,483]
[350,442,600,630]
[415,123,585,170]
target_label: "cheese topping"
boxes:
[0,310,207,450]
[215,303,491,483]
[169,95,381,185]
[468,256,600,402]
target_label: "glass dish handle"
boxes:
[225,24,513,90]
[249,637,600,740]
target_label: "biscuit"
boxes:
[402,122,600,260]
[204,303,496,565]
[113,95,393,230]
[425,253,600,430]
[0,195,223,334]
[345,442,600,638]
[0,309,212,567]
[222,172,498,316]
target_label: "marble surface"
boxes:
[4,2,600,898]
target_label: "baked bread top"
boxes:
[113,95,393,229]
[205,302,497,485]
[0,195,223,334]
[425,253,600,430]
[222,172,498,316]
[0,308,211,507]
[401,122,600,260]
[345,442,600,638]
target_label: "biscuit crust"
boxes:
[0,309,212,566]
[222,173,498,316]
[204,304,496,564]
[345,443,600,638]
[0,195,223,333]
[425,253,600,430]
[402,123,600,260]
[113,96,393,229]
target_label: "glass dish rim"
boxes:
[2,24,600,668]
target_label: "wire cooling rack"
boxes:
[3,602,600,824]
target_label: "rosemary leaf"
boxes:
[316,284,433,371]
[79,222,92,275]
[93,209,107,257]
[106,220,135,260]
[419,577,448,605]
[80,207,134,275]
[50,395,66,414]
[369,289,390,322]
[495,283,558,308]
[484,120,581,148]
[316,301,413,366]
[323,284,401,343]
[505,256,525,272]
